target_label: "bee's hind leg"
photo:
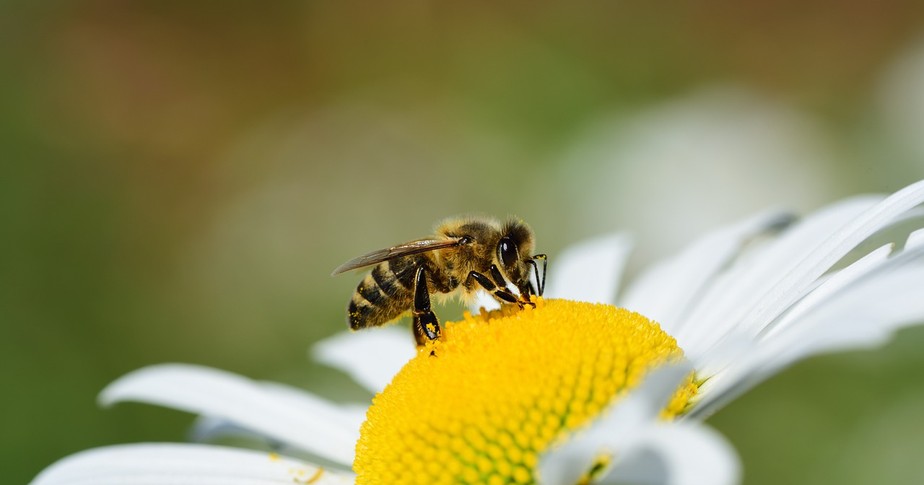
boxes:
[412,266,441,347]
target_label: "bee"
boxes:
[332,217,547,346]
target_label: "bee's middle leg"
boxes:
[468,265,534,308]
[412,266,441,347]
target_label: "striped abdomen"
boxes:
[348,257,417,330]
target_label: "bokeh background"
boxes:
[5,2,924,483]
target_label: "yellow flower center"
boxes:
[353,298,697,485]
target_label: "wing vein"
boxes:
[332,237,463,275]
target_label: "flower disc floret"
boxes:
[354,298,697,484]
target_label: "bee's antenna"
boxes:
[529,254,547,296]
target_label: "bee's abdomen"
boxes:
[348,260,413,330]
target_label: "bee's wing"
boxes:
[331,237,465,275]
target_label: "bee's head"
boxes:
[497,219,539,296]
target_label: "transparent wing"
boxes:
[331,237,464,275]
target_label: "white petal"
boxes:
[766,254,924,370]
[31,443,353,485]
[190,381,367,447]
[469,289,501,313]
[544,232,633,304]
[599,422,740,485]
[620,210,794,334]
[99,364,358,465]
[760,243,894,339]
[677,195,882,357]
[190,415,259,444]
[538,363,693,485]
[692,247,924,417]
[540,362,741,485]
[738,180,924,336]
[312,327,416,393]
[907,227,924,249]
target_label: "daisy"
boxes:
[33,180,924,485]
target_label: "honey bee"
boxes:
[332,217,547,346]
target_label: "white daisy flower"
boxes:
[33,180,924,485]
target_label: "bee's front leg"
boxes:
[468,265,534,308]
[412,266,441,347]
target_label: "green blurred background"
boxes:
[4,2,924,483]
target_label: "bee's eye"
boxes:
[498,237,519,267]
